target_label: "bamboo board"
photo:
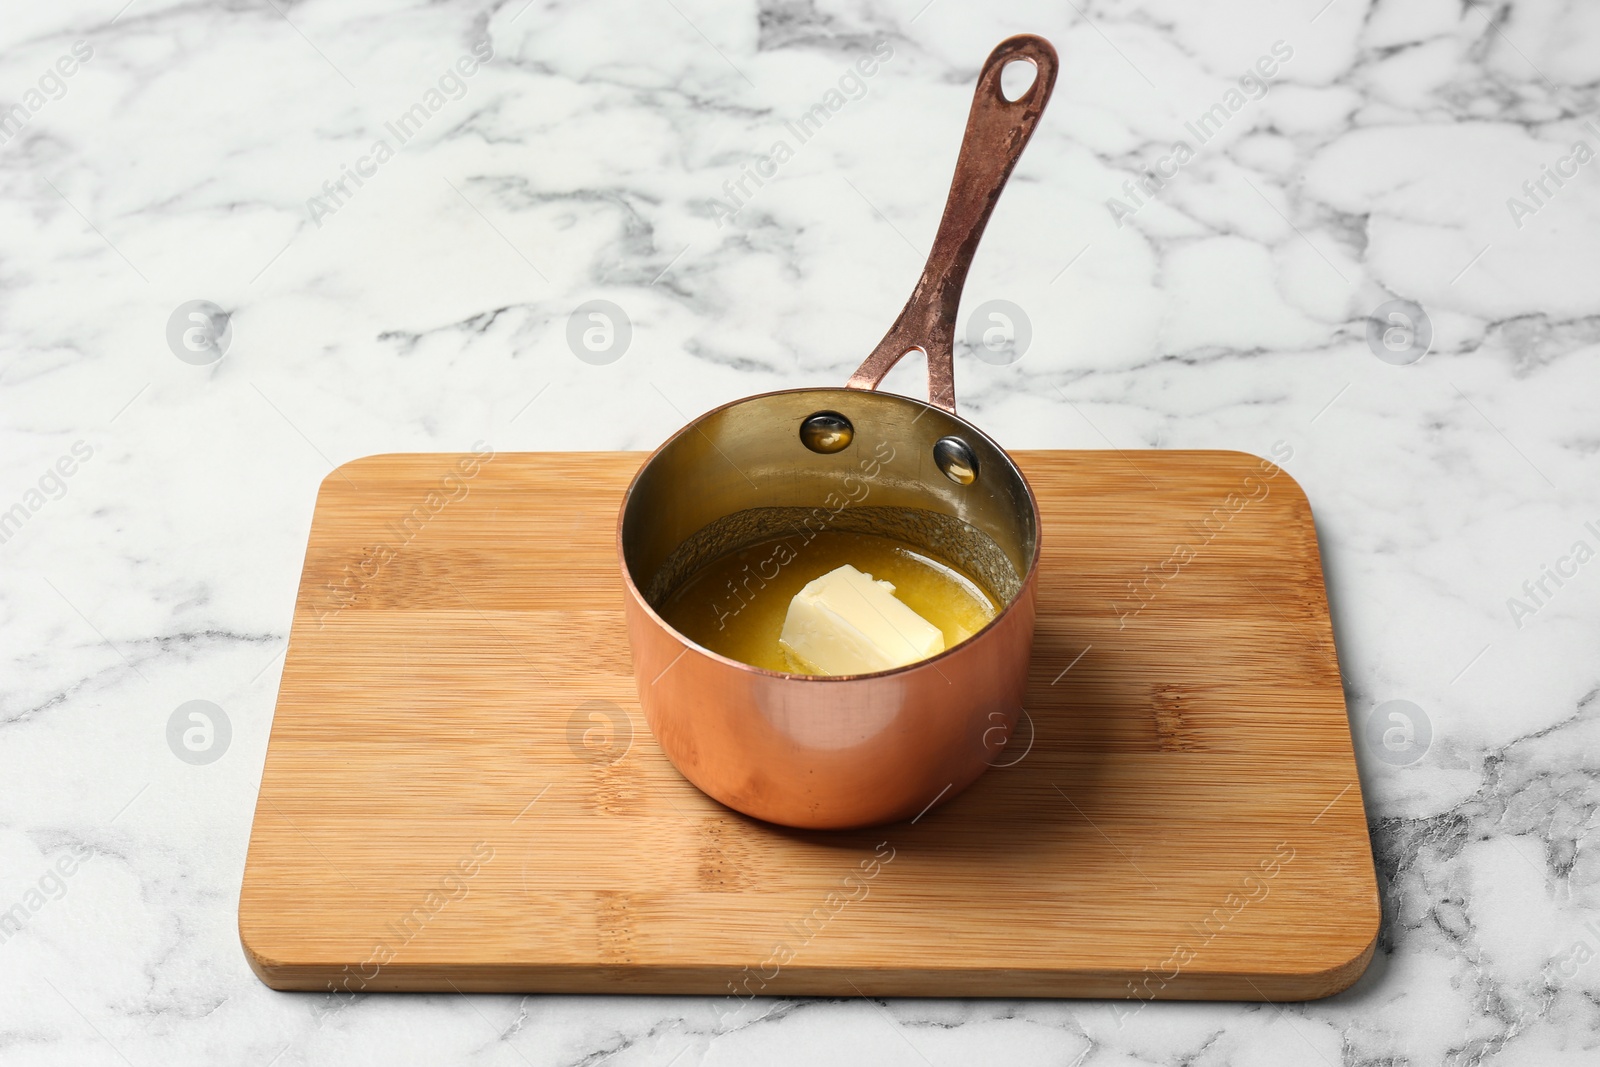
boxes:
[239,449,1378,1002]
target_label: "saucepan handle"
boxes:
[845,34,1058,414]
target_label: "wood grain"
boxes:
[239,449,1379,1002]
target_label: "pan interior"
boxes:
[642,504,1018,610]
[620,388,1039,629]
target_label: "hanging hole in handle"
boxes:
[999,59,1038,102]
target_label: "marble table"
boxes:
[3,0,1596,1063]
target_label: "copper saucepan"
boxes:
[618,35,1058,830]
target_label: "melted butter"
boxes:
[658,530,998,673]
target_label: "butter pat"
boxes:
[779,564,945,675]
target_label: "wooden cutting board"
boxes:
[239,449,1378,1003]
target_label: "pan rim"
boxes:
[615,385,1043,683]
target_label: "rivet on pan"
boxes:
[933,436,979,485]
[799,411,854,454]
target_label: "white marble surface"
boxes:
[2,0,1597,1063]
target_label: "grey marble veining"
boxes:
[1,0,1597,1064]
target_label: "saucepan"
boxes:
[618,34,1057,829]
